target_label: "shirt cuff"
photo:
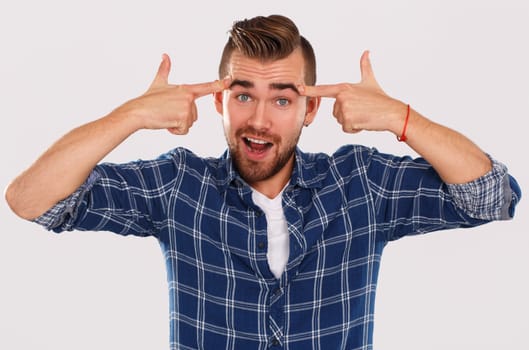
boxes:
[447,158,512,221]
[32,170,101,232]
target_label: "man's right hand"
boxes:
[118,54,230,135]
[5,54,229,220]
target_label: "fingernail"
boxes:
[215,79,222,91]
[222,75,232,88]
[297,84,305,94]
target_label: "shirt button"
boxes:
[258,241,265,249]
[272,338,280,346]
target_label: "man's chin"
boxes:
[235,161,275,184]
[233,152,295,185]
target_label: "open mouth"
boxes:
[243,136,273,154]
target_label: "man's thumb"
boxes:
[150,53,171,88]
[360,50,380,88]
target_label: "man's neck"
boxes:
[248,158,294,199]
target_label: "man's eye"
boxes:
[236,94,251,102]
[276,98,290,107]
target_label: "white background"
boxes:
[1,0,527,349]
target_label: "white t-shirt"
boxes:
[251,188,289,279]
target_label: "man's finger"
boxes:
[359,50,380,88]
[188,77,231,98]
[150,53,171,89]
[299,83,342,98]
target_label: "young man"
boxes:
[5,14,520,349]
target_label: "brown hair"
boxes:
[218,14,316,85]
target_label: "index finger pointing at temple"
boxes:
[299,84,342,98]
[189,78,231,98]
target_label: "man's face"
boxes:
[215,48,319,189]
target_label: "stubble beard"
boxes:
[228,127,301,185]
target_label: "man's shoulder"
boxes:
[297,144,374,165]
[95,147,229,180]
[143,147,227,168]
[294,144,376,185]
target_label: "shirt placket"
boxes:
[243,190,285,347]
[268,283,285,348]
[266,188,307,348]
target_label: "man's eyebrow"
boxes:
[229,79,300,95]
[270,82,300,95]
[229,79,254,89]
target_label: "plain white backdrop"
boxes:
[1,0,527,349]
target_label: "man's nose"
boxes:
[247,101,271,130]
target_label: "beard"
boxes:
[228,126,301,184]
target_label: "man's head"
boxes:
[215,15,320,195]
[218,14,316,85]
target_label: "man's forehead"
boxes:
[227,50,305,83]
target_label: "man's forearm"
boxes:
[5,110,141,220]
[402,108,492,184]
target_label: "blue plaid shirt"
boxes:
[35,145,520,350]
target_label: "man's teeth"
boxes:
[246,137,268,145]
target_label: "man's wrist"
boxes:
[384,99,410,137]
[109,100,146,133]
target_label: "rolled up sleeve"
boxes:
[447,158,521,221]
[32,170,101,232]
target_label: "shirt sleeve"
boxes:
[361,148,521,241]
[446,158,521,221]
[33,170,101,232]
[32,154,180,237]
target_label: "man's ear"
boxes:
[214,91,224,115]
[304,96,321,126]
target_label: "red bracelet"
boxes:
[397,104,411,142]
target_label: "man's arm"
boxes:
[300,51,491,184]
[5,54,227,220]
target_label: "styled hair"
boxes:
[218,14,316,85]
